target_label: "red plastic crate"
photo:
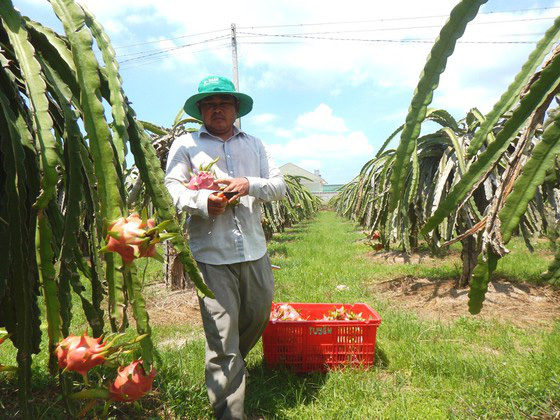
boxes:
[262,302,382,373]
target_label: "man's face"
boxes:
[198,94,239,138]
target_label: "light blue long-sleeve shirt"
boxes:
[164,125,286,265]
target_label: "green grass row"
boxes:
[1,211,559,418]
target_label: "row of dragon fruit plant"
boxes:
[0,0,216,417]
[332,0,560,315]
[0,0,322,416]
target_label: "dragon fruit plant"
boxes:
[0,331,16,373]
[55,330,149,380]
[54,331,155,416]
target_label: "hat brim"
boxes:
[183,91,253,120]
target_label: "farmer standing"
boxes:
[165,76,286,419]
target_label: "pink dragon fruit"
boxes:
[109,360,156,402]
[323,306,365,321]
[270,304,305,321]
[102,212,172,264]
[186,171,220,191]
[55,332,108,380]
[185,157,221,191]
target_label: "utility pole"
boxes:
[231,23,241,129]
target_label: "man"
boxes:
[165,76,286,419]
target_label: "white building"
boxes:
[279,163,344,203]
[279,163,326,192]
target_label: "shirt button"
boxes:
[227,155,231,158]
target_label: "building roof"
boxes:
[279,163,327,184]
[322,184,344,192]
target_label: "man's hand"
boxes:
[215,177,249,202]
[208,192,228,216]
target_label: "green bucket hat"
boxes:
[183,76,253,120]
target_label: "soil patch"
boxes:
[365,249,460,265]
[371,276,560,328]
[144,282,202,327]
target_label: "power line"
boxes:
[237,16,557,39]
[239,35,542,46]
[113,7,558,69]
[116,35,228,59]
[237,31,541,45]
[110,6,559,50]
[118,35,230,64]
[113,28,229,49]
[236,6,560,30]
[119,44,231,70]
[117,28,545,70]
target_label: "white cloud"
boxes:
[269,131,373,161]
[20,0,560,181]
[297,160,323,172]
[24,0,559,116]
[330,87,342,97]
[248,113,278,126]
[274,128,292,138]
[125,14,152,25]
[266,104,376,183]
[101,20,129,36]
[296,104,348,133]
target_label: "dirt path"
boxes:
[144,246,560,330]
[144,282,202,326]
[368,251,560,328]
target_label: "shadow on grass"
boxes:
[245,346,389,418]
[373,343,390,369]
[0,362,211,419]
[0,371,64,419]
[245,360,327,418]
[270,234,300,244]
[493,271,551,285]
[269,244,289,259]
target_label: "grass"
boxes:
[1,211,559,418]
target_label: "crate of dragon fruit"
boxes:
[262,302,382,373]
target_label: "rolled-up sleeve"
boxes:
[164,138,213,219]
[246,141,286,201]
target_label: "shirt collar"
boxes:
[199,124,244,141]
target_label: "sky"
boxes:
[14,0,560,184]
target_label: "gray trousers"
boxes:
[196,254,274,420]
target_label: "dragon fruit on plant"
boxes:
[109,360,156,402]
[0,331,9,346]
[101,212,174,264]
[55,332,108,380]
